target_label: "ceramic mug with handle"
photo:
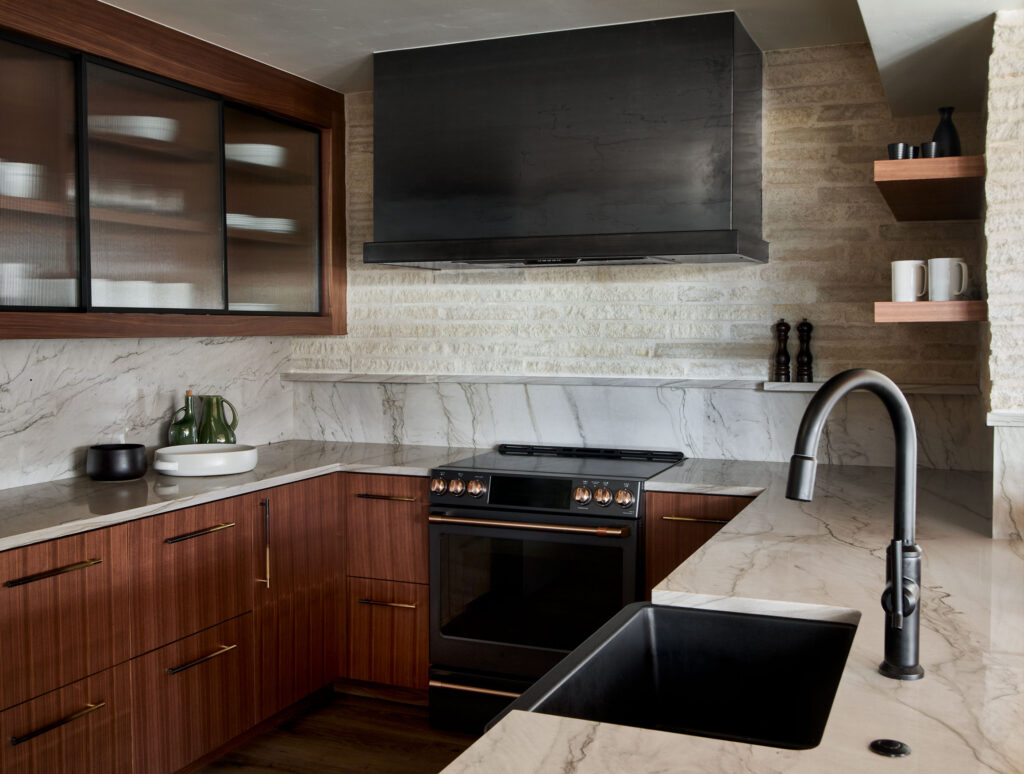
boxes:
[928,258,968,301]
[891,260,928,302]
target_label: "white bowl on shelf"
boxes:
[153,444,258,477]
[225,143,287,167]
[89,115,180,143]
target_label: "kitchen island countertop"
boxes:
[442,462,1024,774]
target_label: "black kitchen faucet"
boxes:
[786,369,924,680]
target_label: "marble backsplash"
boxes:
[0,337,294,491]
[291,380,993,471]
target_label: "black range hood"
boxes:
[364,13,767,269]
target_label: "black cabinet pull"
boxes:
[10,702,106,746]
[4,558,102,588]
[164,522,235,544]
[166,643,237,675]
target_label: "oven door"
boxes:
[428,507,639,680]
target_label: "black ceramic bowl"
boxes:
[86,443,148,481]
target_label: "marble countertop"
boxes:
[443,463,1024,774]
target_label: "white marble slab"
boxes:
[442,464,1023,774]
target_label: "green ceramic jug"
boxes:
[168,389,199,445]
[197,395,239,444]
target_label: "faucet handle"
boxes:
[886,539,904,630]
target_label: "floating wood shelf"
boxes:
[225,160,311,185]
[874,300,987,323]
[873,155,985,221]
[89,132,214,162]
[226,227,305,245]
[0,196,72,217]
[90,207,207,232]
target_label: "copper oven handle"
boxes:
[660,515,730,526]
[10,701,106,746]
[4,558,102,588]
[356,493,417,502]
[428,680,521,699]
[428,515,630,538]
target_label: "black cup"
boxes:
[887,142,909,160]
[86,443,148,481]
[907,145,920,159]
[920,142,939,158]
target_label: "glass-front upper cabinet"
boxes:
[86,62,223,310]
[0,38,78,308]
[224,106,320,314]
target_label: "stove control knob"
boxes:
[467,479,487,498]
[447,478,466,496]
[614,489,635,507]
[430,477,447,494]
[593,487,613,506]
[573,486,592,505]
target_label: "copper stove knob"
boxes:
[466,479,487,498]
[447,478,466,496]
[430,477,447,494]
[614,489,634,507]
[573,486,592,505]
[594,487,613,506]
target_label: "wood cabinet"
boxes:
[0,0,346,338]
[347,578,429,690]
[130,614,254,774]
[253,475,338,720]
[0,663,132,774]
[873,155,985,221]
[128,497,255,656]
[343,473,429,584]
[644,491,754,595]
[0,525,129,710]
[342,473,430,690]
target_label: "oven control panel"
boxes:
[429,470,643,518]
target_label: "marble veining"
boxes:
[993,426,1024,540]
[442,464,1022,773]
[292,381,992,473]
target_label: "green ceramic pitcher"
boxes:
[168,389,200,445]
[197,395,239,444]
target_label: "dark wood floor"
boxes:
[199,693,478,774]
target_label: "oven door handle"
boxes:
[428,514,631,538]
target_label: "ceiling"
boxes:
[100,0,1021,115]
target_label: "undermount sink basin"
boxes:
[492,602,859,750]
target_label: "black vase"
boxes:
[932,107,961,157]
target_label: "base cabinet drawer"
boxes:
[347,578,428,690]
[343,474,429,584]
[0,525,130,710]
[0,663,132,774]
[131,614,255,774]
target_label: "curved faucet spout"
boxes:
[785,368,924,680]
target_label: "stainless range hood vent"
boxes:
[364,13,767,269]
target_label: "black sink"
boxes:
[492,602,858,750]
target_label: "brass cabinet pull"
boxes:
[660,515,730,525]
[166,643,237,675]
[4,558,102,588]
[164,522,235,544]
[428,515,630,538]
[356,493,417,503]
[428,680,520,699]
[256,498,271,588]
[357,598,417,609]
[10,701,106,746]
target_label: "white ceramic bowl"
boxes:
[153,444,258,477]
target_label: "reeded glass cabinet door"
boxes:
[224,107,320,313]
[0,38,78,308]
[86,62,223,310]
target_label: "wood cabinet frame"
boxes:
[0,0,346,338]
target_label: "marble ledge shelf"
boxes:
[280,372,979,395]
[987,410,1024,427]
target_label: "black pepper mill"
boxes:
[773,319,791,382]
[796,318,813,383]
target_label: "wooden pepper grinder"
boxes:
[773,319,791,382]
[796,318,813,383]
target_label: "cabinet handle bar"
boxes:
[660,516,730,525]
[167,643,237,675]
[257,499,271,588]
[10,701,106,746]
[356,493,417,502]
[357,598,417,609]
[164,522,235,544]
[4,558,102,588]
[428,680,520,699]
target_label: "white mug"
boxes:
[891,260,927,302]
[928,258,968,301]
